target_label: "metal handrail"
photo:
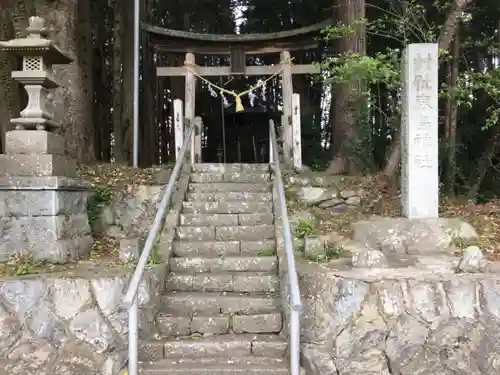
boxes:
[123,124,195,375]
[269,119,303,375]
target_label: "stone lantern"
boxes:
[0,16,92,262]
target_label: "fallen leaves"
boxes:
[77,163,162,190]
[76,163,165,263]
[309,174,500,260]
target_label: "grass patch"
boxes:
[258,247,277,256]
[305,243,347,263]
[294,219,316,238]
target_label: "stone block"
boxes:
[163,336,251,358]
[352,216,477,254]
[304,236,325,259]
[175,226,215,241]
[5,130,65,155]
[239,213,274,225]
[233,273,279,292]
[240,240,276,255]
[192,273,234,292]
[0,154,76,177]
[156,315,191,337]
[187,192,272,202]
[0,189,88,216]
[191,315,230,334]
[192,163,269,173]
[232,313,282,333]
[170,256,277,273]
[251,336,287,357]
[180,213,238,227]
[162,293,222,315]
[173,240,240,257]
[223,172,270,183]
[189,182,271,193]
[119,238,140,262]
[182,201,269,214]
[215,225,274,241]
[0,214,92,262]
[190,173,224,183]
[162,293,281,316]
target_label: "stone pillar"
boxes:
[280,50,293,165]
[401,43,439,219]
[0,16,92,262]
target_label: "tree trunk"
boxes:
[0,7,16,153]
[0,1,35,153]
[35,0,95,164]
[122,0,134,165]
[466,19,500,199]
[381,0,472,180]
[327,0,366,174]
[112,0,125,163]
[445,26,460,195]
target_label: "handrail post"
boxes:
[128,297,139,375]
[290,310,300,375]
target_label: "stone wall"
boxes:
[0,264,166,375]
[299,262,500,375]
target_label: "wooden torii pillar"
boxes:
[158,51,319,168]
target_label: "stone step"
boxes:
[180,213,274,227]
[170,257,278,273]
[189,182,271,193]
[140,357,289,375]
[191,172,270,184]
[173,240,276,257]
[156,312,282,337]
[165,272,279,293]
[186,192,273,202]
[175,225,274,241]
[139,334,287,361]
[161,292,281,316]
[182,201,271,214]
[192,163,270,173]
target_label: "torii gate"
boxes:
[142,20,329,168]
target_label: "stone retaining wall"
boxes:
[299,263,500,375]
[0,264,166,375]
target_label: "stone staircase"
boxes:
[139,163,289,374]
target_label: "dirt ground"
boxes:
[311,174,500,260]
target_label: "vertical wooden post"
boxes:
[173,99,184,160]
[194,116,202,163]
[280,50,293,165]
[292,93,302,170]
[185,52,196,164]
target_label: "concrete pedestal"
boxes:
[0,176,93,262]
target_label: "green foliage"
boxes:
[258,247,277,256]
[5,251,43,276]
[305,243,346,263]
[294,220,316,238]
[319,0,500,187]
[147,243,162,265]
[87,184,113,224]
